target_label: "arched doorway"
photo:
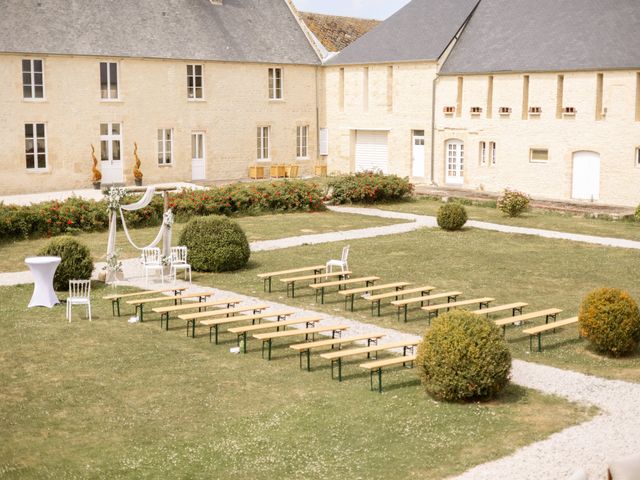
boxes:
[445,139,464,185]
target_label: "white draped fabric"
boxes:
[106,187,172,259]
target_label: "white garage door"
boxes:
[572,151,600,201]
[355,130,388,173]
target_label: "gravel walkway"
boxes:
[4,205,640,479]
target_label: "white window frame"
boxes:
[479,141,487,166]
[22,59,45,100]
[296,125,309,159]
[25,122,48,171]
[268,67,283,100]
[100,123,122,164]
[257,126,270,161]
[490,142,496,166]
[187,64,203,100]
[157,128,174,165]
[530,148,549,163]
[100,62,119,100]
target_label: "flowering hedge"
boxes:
[0,180,325,242]
[327,172,414,204]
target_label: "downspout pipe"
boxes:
[430,75,439,185]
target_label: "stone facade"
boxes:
[0,53,319,194]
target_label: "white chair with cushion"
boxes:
[170,246,191,284]
[608,453,640,480]
[67,280,91,322]
[142,247,164,285]
[326,245,349,274]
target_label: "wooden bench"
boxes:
[280,271,352,298]
[471,302,528,317]
[152,297,242,331]
[290,333,387,372]
[257,265,325,293]
[391,291,462,322]
[321,340,419,382]
[178,304,271,338]
[202,310,296,344]
[360,355,417,393]
[254,325,349,360]
[228,316,323,354]
[494,308,563,336]
[523,316,579,352]
[421,297,494,322]
[126,291,214,322]
[309,276,380,304]
[338,282,412,311]
[366,285,436,316]
[103,287,187,316]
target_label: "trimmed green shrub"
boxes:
[38,236,94,291]
[417,310,511,402]
[437,203,468,231]
[634,204,640,222]
[179,216,250,272]
[579,288,640,357]
[327,172,414,204]
[497,189,531,217]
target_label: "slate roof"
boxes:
[441,0,640,74]
[325,0,480,66]
[0,0,320,65]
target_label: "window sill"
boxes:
[100,99,123,103]
[529,161,548,164]
[187,98,206,103]
[256,159,272,163]
[23,98,47,103]
[26,168,50,174]
[296,157,310,161]
[269,99,285,103]
[158,164,173,168]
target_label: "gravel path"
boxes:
[329,205,640,250]
[4,205,640,479]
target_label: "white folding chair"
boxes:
[67,280,91,322]
[142,247,164,285]
[170,246,191,284]
[326,245,350,274]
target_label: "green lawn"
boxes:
[194,227,640,383]
[0,211,405,273]
[0,284,592,479]
[375,197,640,241]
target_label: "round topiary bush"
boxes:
[38,236,94,291]
[579,288,640,357]
[497,189,531,217]
[437,203,468,231]
[179,215,250,272]
[417,310,511,402]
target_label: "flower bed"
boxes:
[0,180,326,242]
[327,172,414,204]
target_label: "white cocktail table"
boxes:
[25,256,62,308]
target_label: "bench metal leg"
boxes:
[338,357,343,382]
[537,333,542,352]
[305,349,311,372]
[267,339,273,360]
[242,332,248,354]
[377,368,383,393]
[350,294,355,312]
[320,287,324,304]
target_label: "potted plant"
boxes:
[91,145,102,189]
[133,142,143,186]
[102,252,124,284]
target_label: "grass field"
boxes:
[0,211,405,273]
[376,197,640,241]
[193,226,640,383]
[0,284,593,479]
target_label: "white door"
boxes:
[191,132,206,181]
[572,151,600,200]
[355,130,388,173]
[100,122,124,184]
[445,139,464,185]
[412,130,425,177]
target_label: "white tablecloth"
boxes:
[25,256,61,308]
